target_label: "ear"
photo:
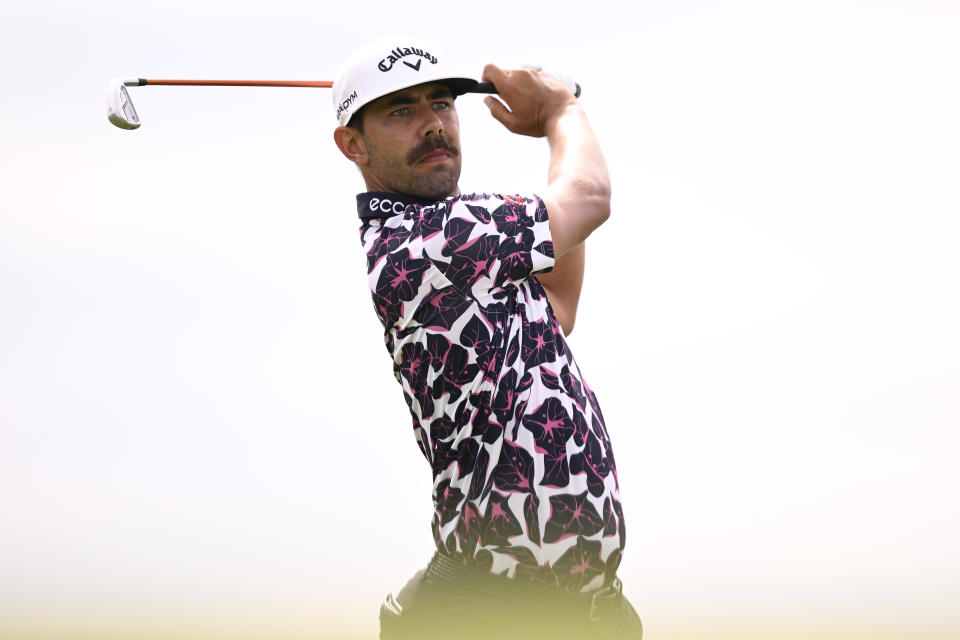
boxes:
[333,126,368,166]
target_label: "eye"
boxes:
[432,100,451,111]
[390,107,410,117]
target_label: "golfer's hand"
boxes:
[481,64,579,138]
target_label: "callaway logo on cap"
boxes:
[332,36,478,127]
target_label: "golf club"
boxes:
[107,75,581,130]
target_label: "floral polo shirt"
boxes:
[357,190,626,593]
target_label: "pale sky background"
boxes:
[1,0,958,638]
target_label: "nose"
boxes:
[421,107,443,138]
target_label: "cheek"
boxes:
[366,132,406,166]
[443,112,460,139]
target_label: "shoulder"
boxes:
[360,193,549,245]
[440,193,548,225]
[448,192,545,211]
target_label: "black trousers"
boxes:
[380,553,643,640]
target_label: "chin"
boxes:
[409,171,461,201]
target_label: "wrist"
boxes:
[543,100,585,139]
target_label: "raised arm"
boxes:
[482,65,610,334]
[481,64,611,259]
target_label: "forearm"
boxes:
[543,104,611,256]
[546,104,610,199]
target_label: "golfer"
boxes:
[332,37,642,640]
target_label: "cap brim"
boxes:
[439,77,479,96]
[345,76,479,127]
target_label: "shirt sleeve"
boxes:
[419,193,555,300]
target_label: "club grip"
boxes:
[470,81,497,94]
[470,79,582,98]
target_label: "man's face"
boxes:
[356,82,462,200]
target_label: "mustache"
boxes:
[407,136,459,164]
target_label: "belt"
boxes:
[424,552,624,623]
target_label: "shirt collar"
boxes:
[356,192,441,221]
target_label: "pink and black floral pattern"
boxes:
[359,192,625,593]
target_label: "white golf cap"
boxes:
[332,36,478,127]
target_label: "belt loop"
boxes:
[589,577,623,623]
[589,591,603,622]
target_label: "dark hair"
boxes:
[347,108,364,133]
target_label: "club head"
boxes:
[108,78,141,130]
